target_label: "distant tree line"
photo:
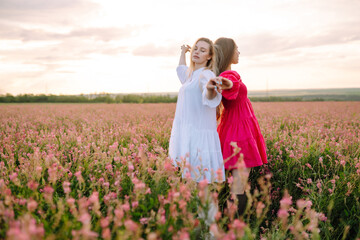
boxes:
[0,93,359,103]
[0,93,177,103]
[250,95,360,102]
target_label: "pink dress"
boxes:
[217,70,268,169]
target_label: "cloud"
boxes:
[236,21,360,57]
[0,39,128,64]
[0,0,99,25]
[0,0,92,10]
[132,43,178,57]
[0,0,149,79]
[0,24,143,42]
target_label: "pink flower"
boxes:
[132,201,139,208]
[100,218,109,228]
[128,164,134,172]
[307,178,312,184]
[139,218,149,224]
[9,172,18,181]
[36,166,42,173]
[67,198,75,205]
[232,219,246,230]
[74,171,83,182]
[296,199,306,209]
[216,168,224,181]
[63,181,71,194]
[227,176,234,184]
[124,219,138,232]
[318,213,327,221]
[280,192,292,208]
[289,207,297,213]
[159,215,166,225]
[210,224,221,238]
[79,213,91,225]
[102,228,111,240]
[27,180,39,190]
[178,230,190,240]
[27,199,38,212]
[198,179,208,190]
[215,211,222,221]
[147,233,157,240]
[256,202,265,217]
[265,173,272,180]
[277,209,289,218]
[302,231,309,239]
[134,182,146,191]
[43,186,54,194]
[122,203,130,212]
[305,200,313,209]
[114,208,124,220]
[164,161,174,171]
[89,192,99,203]
[19,199,27,205]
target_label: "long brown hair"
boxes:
[214,37,237,120]
[214,37,236,76]
[187,37,216,77]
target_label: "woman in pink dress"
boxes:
[212,37,268,216]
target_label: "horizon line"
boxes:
[1,87,360,96]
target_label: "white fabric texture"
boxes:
[198,201,218,226]
[169,65,225,183]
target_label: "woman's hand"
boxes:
[179,44,191,66]
[207,77,233,93]
[206,78,220,93]
[218,77,233,90]
[181,44,191,53]
[205,78,219,100]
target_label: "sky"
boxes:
[0,0,359,95]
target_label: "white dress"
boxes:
[169,65,225,183]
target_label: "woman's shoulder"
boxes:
[177,65,188,71]
[200,68,216,78]
[220,70,240,79]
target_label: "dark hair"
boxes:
[214,38,236,121]
[214,38,236,76]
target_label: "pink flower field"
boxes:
[0,102,359,239]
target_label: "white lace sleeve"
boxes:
[199,70,222,108]
[176,65,189,84]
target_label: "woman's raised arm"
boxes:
[178,44,191,66]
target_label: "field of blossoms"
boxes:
[0,102,359,240]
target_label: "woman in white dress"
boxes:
[169,38,225,184]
